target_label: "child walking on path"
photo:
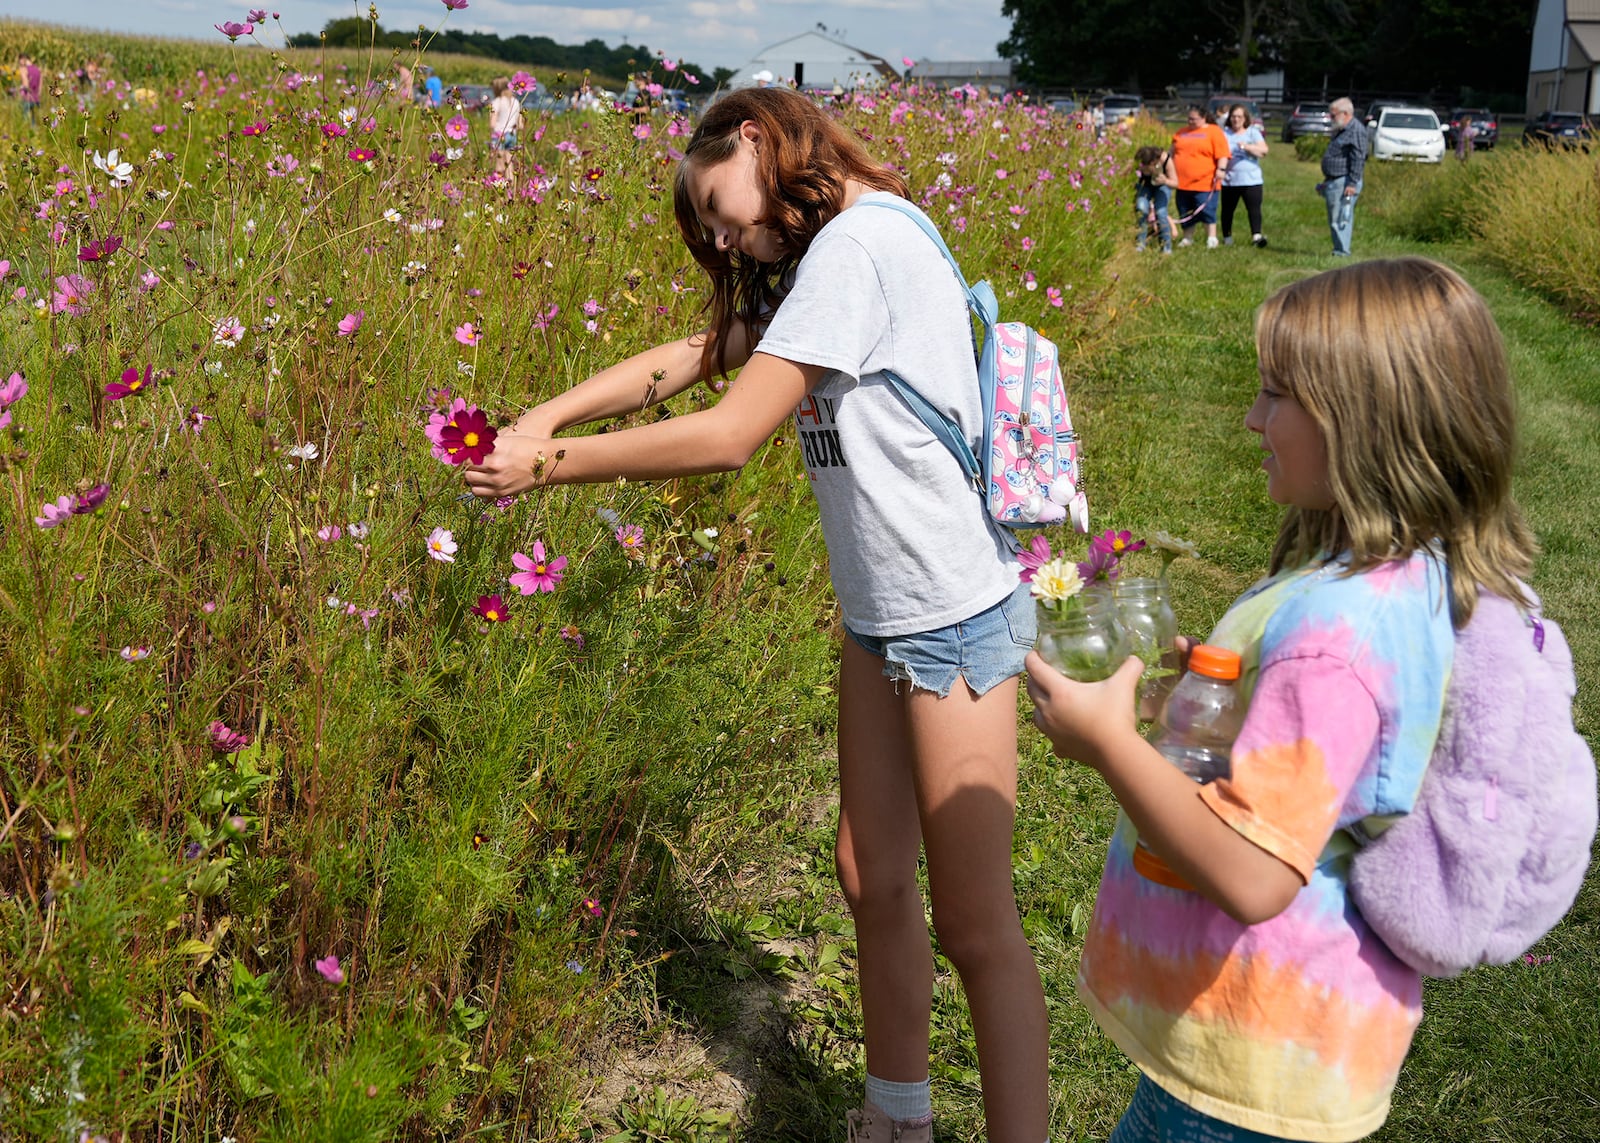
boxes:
[1133,145,1176,254]
[464,87,1050,1143]
[1026,257,1537,1142]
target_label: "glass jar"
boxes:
[1114,576,1180,716]
[1034,589,1131,682]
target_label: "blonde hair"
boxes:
[491,76,509,96]
[1255,257,1536,626]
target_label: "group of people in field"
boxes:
[1134,96,1373,258]
[463,86,1537,1143]
[1133,102,1271,254]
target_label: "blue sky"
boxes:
[38,0,1018,76]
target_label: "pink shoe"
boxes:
[846,1101,933,1142]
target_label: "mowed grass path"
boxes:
[1029,143,1600,1142]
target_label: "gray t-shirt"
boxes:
[756,192,1020,636]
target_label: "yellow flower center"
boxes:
[463,431,479,447]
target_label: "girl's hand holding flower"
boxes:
[463,433,558,499]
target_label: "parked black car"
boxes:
[1523,110,1594,149]
[1446,107,1498,149]
[1281,101,1332,142]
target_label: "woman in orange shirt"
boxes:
[1170,106,1231,248]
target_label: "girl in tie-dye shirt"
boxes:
[1027,258,1538,1142]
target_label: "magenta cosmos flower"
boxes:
[215,21,254,40]
[441,0,468,10]
[77,235,122,263]
[336,310,363,337]
[472,593,508,622]
[509,541,566,594]
[347,147,376,163]
[105,364,155,400]
[1016,534,1052,584]
[313,954,343,984]
[438,406,496,465]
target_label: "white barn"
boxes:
[911,59,1014,93]
[1528,0,1600,114]
[732,31,899,91]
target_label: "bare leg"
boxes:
[837,636,933,1082]
[909,675,1049,1143]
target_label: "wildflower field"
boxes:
[0,20,1127,1138]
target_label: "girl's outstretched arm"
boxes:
[507,322,756,438]
[463,351,823,498]
[1025,652,1302,925]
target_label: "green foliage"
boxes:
[1367,148,1600,321]
[1293,134,1330,162]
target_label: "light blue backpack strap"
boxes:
[881,369,983,492]
[854,197,1000,326]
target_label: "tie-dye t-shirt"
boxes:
[1078,552,1454,1142]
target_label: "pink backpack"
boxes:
[861,198,1089,532]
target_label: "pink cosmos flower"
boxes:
[509,541,566,594]
[581,299,602,317]
[314,954,344,984]
[316,524,343,542]
[104,364,155,400]
[424,397,469,462]
[72,484,109,513]
[633,123,652,139]
[51,274,93,316]
[426,527,457,563]
[0,371,25,407]
[615,524,645,555]
[139,271,160,293]
[1016,534,1052,584]
[441,0,468,8]
[212,316,245,346]
[685,73,700,86]
[336,310,363,337]
[35,495,75,529]
[241,121,268,137]
[215,21,254,40]
[453,321,480,346]
[445,116,470,141]
[559,624,585,649]
[120,645,151,662]
[509,71,537,94]
[1046,287,1064,308]
[662,58,677,71]
[530,303,559,331]
[266,153,298,177]
[0,260,9,281]
[209,720,252,753]
[321,123,348,139]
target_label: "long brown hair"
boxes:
[1255,257,1536,627]
[672,87,907,378]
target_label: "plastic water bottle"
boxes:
[1337,192,1354,228]
[1132,644,1245,889]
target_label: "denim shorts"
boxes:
[1110,1076,1307,1143]
[844,582,1035,698]
[1175,188,1218,226]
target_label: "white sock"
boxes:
[865,1074,932,1121]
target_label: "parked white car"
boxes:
[1369,107,1447,163]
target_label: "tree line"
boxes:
[290,19,736,89]
[998,0,1538,101]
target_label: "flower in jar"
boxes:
[1028,557,1084,607]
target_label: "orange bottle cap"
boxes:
[1188,644,1241,681]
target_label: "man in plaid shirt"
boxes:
[1319,97,1367,257]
